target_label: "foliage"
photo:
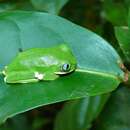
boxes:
[94,86,130,130]
[0,10,123,124]
[0,0,129,130]
[54,94,110,130]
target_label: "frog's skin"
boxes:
[3,44,77,83]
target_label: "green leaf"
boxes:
[0,11,124,123]
[0,2,17,12]
[0,19,21,68]
[30,0,69,14]
[0,1,34,12]
[54,94,110,130]
[0,114,30,130]
[115,26,130,63]
[103,0,129,25]
[94,86,130,130]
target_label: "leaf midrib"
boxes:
[76,68,123,81]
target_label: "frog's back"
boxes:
[5,47,61,72]
[6,48,50,67]
[11,44,71,64]
[18,48,49,58]
[5,44,75,72]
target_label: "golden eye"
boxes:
[61,63,70,72]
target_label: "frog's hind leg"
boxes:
[4,72,39,83]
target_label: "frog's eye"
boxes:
[61,63,70,72]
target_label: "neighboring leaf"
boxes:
[0,2,17,12]
[93,86,130,130]
[115,26,130,63]
[54,94,110,130]
[103,0,129,25]
[15,1,34,11]
[0,1,34,12]
[32,117,49,130]
[0,11,124,123]
[0,114,30,130]
[30,0,69,14]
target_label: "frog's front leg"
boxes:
[42,72,59,80]
[4,71,40,83]
[34,72,59,81]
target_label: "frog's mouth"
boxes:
[54,70,74,75]
[55,72,69,75]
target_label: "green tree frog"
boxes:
[2,44,77,83]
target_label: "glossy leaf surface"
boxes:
[94,86,130,130]
[54,94,110,130]
[0,11,124,123]
[30,0,69,14]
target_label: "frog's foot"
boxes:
[5,66,7,69]
[4,77,7,82]
[2,70,6,75]
[2,66,8,75]
[34,72,45,80]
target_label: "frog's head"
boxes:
[54,44,77,75]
